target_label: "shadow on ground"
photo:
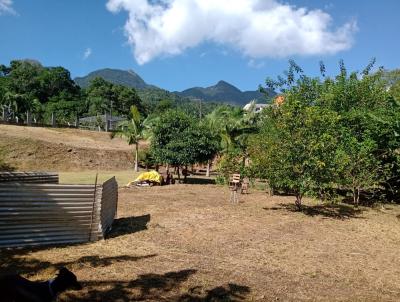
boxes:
[106,214,151,239]
[0,161,15,171]
[263,203,364,219]
[184,177,216,185]
[1,251,250,301]
[0,249,157,277]
[64,268,250,302]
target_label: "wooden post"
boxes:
[51,112,56,127]
[206,160,211,177]
[26,111,32,126]
[105,112,109,132]
[89,174,99,242]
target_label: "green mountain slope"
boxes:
[74,68,150,89]
[177,80,275,106]
[74,69,275,106]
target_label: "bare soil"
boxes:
[1,184,400,301]
[0,125,148,171]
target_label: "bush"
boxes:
[216,150,246,183]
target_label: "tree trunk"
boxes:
[295,193,302,211]
[266,180,274,197]
[353,187,360,208]
[206,160,211,177]
[134,143,139,172]
[184,165,188,183]
[177,166,181,182]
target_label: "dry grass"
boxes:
[59,170,140,185]
[0,124,138,151]
[1,183,400,301]
[0,124,142,171]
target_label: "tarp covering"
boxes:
[134,171,162,184]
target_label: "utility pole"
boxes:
[109,100,113,130]
[199,99,202,120]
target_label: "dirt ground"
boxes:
[0,125,133,151]
[1,183,400,301]
[0,125,148,171]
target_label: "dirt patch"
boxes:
[0,136,133,171]
[0,125,147,171]
[1,184,400,301]
[0,125,137,151]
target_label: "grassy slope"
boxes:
[0,124,144,171]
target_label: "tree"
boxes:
[205,105,259,180]
[252,59,400,207]
[380,69,400,102]
[85,77,143,117]
[249,101,340,209]
[0,60,81,122]
[151,110,219,181]
[111,105,145,172]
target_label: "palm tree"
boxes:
[111,105,144,172]
[204,106,260,174]
[205,106,258,153]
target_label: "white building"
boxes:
[243,101,270,113]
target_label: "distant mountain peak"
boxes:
[212,80,241,92]
[74,68,276,107]
[179,80,275,106]
[216,80,230,86]
[74,68,149,89]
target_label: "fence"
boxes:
[0,173,118,248]
[0,172,59,184]
[0,112,126,132]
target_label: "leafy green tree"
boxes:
[85,77,143,117]
[0,60,81,122]
[111,105,145,172]
[380,69,400,102]
[249,100,340,208]
[151,110,219,181]
[254,59,400,206]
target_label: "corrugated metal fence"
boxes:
[0,172,59,183]
[0,173,118,248]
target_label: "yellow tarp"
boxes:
[133,171,162,184]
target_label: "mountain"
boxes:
[74,68,151,89]
[177,80,275,106]
[74,69,275,106]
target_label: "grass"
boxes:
[2,184,400,301]
[59,170,140,186]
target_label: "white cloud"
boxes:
[0,0,16,15]
[106,0,357,65]
[83,48,92,60]
[248,59,265,69]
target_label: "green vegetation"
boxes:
[178,80,275,106]
[1,58,399,207]
[248,60,400,207]
[0,60,222,124]
[111,105,145,172]
[150,110,219,180]
[74,68,149,89]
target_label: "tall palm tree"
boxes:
[111,105,144,172]
[205,106,258,153]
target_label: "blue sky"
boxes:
[0,0,399,92]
